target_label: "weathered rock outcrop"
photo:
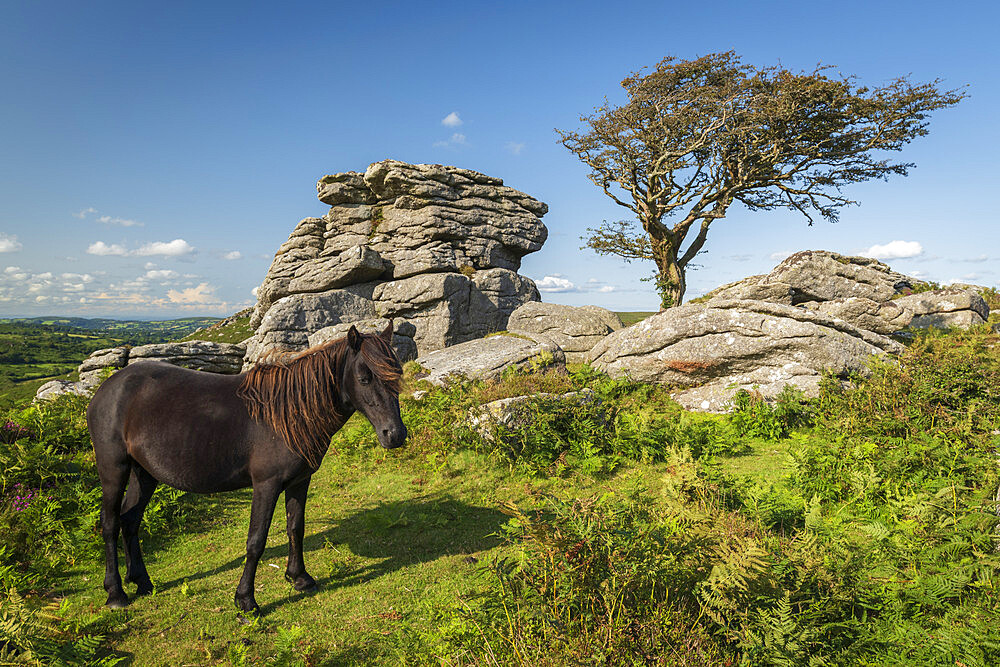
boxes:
[246,160,547,365]
[704,250,990,334]
[588,300,903,412]
[893,288,988,329]
[706,250,915,305]
[78,346,129,389]
[128,342,246,374]
[34,341,247,401]
[507,302,622,363]
[412,334,565,386]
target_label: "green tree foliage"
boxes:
[557,52,965,307]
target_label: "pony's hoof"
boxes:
[134,582,154,597]
[285,572,317,592]
[234,595,260,615]
[106,592,129,609]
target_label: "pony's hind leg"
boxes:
[283,477,316,592]
[121,464,158,596]
[98,456,130,609]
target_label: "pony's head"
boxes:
[342,320,407,449]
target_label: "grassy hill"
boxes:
[1,324,999,665]
[0,317,221,408]
[180,311,253,344]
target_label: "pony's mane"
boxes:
[237,333,402,467]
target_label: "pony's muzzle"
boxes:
[379,425,407,449]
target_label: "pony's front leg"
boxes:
[234,481,281,614]
[283,477,316,591]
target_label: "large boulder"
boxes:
[413,334,566,386]
[128,342,246,374]
[702,250,988,335]
[706,250,915,305]
[588,300,902,412]
[245,160,547,365]
[467,389,598,443]
[507,302,622,363]
[893,288,988,329]
[34,380,89,402]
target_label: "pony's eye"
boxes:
[359,374,372,385]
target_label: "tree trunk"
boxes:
[649,236,686,309]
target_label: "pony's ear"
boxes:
[347,325,362,351]
[380,319,394,343]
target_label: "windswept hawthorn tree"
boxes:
[557,52,965,308]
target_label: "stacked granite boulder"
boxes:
[246,160,547,365]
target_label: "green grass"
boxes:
[0,371,74,407]
[614,311,656,326]
[53,444,529,664]
[51,433,744,665]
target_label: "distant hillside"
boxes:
[0,316,220,336]
[0,316,221,407]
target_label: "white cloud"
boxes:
[0,235,22,253]
[223,250,242,260]
[597,285,615,293]
[167,282,218,305]
[144,269,178,280]
[960,254,989,263]
[433,132,468,148]
[860,240,923,260]
[2,267,28,281]
[441,112,462,127]
[505,141,526,155]
[87,241,129,256]
[536,275,578,293]
[61,272,94,282]
[97,215,143,227]
[135,239,195,256]
[251,286,260,298]
[769,250,793,262]
[75,208,142,226]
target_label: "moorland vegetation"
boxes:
[0,316,998,665]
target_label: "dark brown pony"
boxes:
[87,322,406,614]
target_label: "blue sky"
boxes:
[1,0,997,318]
